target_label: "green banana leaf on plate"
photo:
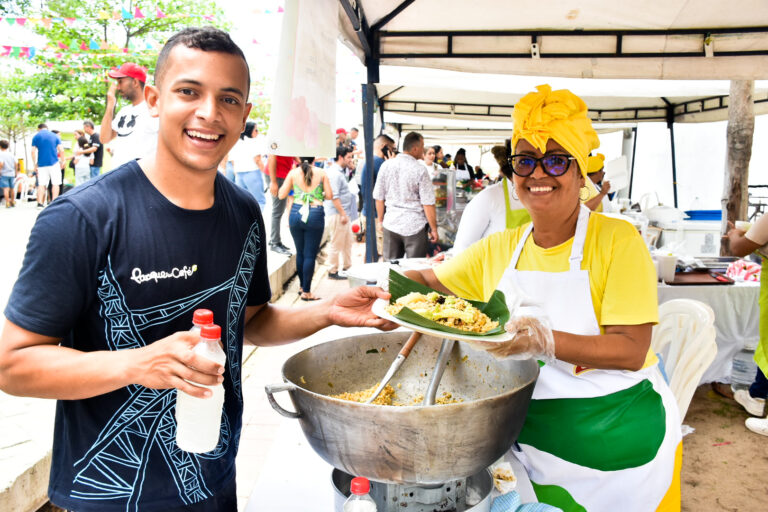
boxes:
[387,269,510,337]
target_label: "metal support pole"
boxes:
[362,82,378,262]
[628,127,638,200]
[669,122,679,208]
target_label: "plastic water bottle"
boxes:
[190,308,214,335]
[343,477,377,512]
[175,323,226,453]
[731,347,758,392]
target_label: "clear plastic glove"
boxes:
[467,307,555,363]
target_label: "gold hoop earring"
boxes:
[579,187,590,201]
[511,186,519,201]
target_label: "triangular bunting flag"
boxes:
[45,62,53,68]
[112,10,121,20]
[157,8,166,18]
[58,42,68,50]
[89,39,100,50]
[100,40,108,49]
[134,7,145,18]
[19,47,29,58]
[42,18,52,28]
[16,17,26,26]
[278,6,285,12]
[64,17,75,25]
[69,39,78,49]
[5,18,14,26]
[98,11,109,20]
[10,46,20,57]
[28,47,36,58]
[122,7,133,19]
[203,15,214,21]
[1,46,11,57]
[80,42,87,50]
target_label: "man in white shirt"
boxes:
[373,131,438,260]
[100,62,158,169]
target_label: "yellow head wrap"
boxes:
[587,153,605,174]
[511,84,600,197]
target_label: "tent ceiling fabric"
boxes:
[338,0,768,79]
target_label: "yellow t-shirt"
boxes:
[435,213,659,329]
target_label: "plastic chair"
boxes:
[13,175,34,203]
[651,299,718,421]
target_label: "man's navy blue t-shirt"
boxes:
[4,161,271,511]
[31,129,62,167]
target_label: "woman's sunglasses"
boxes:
[508,154,576,177]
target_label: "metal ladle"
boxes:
[423,338,455,406]
[365,332,422,404]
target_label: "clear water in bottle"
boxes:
[731,348,758,393]
[175,323,226,453]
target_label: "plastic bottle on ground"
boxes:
[731,347,758,393]
[175,323,226,453]
[343,477,377,512]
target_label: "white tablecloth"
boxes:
[658,281,760,384]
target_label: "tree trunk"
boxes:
[721,80,754,255]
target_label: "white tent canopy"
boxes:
[339,0,768,80]
[376,67,768,125]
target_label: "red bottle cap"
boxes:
[200,324,221,340]
[193,309,214,326]
[350,477,370,495]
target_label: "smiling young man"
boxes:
[0,27,393,512]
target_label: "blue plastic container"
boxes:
[684,210,722,221]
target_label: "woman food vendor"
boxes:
[453,141,531,251]
[584,153,612,212]
[405,85,681,512]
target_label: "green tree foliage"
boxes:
[6,0,228,124]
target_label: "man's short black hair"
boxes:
[38,123,47,130]
[336,145,350,160]
[402,131,423,152]
[350,127,359,133]
[155,27,250,94]
[0,140,9,150]
[375,134,394,145]
[83,120,95,129]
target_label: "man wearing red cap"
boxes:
[100,62,158,169]
[335,127,347,147]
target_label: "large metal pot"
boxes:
[265,332,538,485]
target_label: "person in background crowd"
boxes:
[347,126,363,157]
[373,131,438,260]
[359,134,395,259]
[725,215,768,436]
[335,127,347,147]
[73,135,92,186]
[229,121,266,211]
[443,153,453,168]
[433,145,448,168]
[452,142,530,252]
[0,27,395,512]
[267,154,297,255]
[0,140,15,208]
[82,121,104,179]
[100,62,158,169]
[584,153,612,212]
[474,166,485,181]
[453,148,475,182]
[421,145,440,178]
[31,123,63,209]
[325,146,358,280]
[279,157,333,301]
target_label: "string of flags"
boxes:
[1,10,215,27]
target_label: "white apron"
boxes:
[500,206,680,512]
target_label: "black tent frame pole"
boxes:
[662,100,679,208]
[628,126,638,199]
[362,82,378,262]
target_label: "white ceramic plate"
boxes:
[371,299,514,343]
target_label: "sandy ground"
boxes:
[681,385,767,511]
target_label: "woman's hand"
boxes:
[466,314,555,363]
